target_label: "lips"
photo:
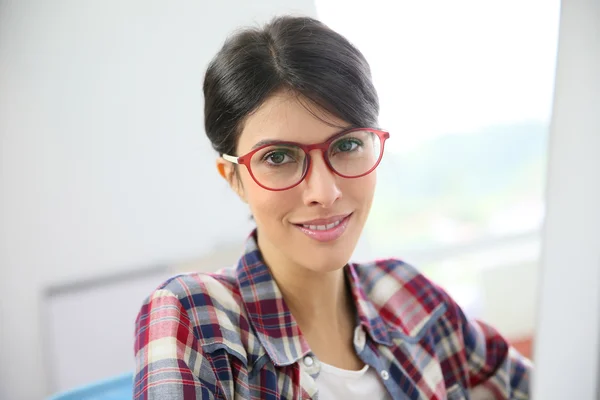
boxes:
[293,213,352,242]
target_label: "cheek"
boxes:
[242,175,297,223]
[345,173,377,207]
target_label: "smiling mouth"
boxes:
[292,213,353,242]
[300,219,343,231]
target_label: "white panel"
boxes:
[43,268,173,394]
[533,0,600,398]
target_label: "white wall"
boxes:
[0,1,316,399]
[533,0,600,398]
[44,267,174,394]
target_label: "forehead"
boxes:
[237,91,350,153]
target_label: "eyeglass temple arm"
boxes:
[222,154,240,164]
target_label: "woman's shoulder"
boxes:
[153,266,240,305]
[134,266,263,378]
[139,266,250,344]
[351,257,437,293]
[351,258,455,337]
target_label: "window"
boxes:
[317,0,560,342]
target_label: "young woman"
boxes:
[134,15,532,400]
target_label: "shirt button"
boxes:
[303,356,314,367]
[380,370,390,380]
[353,326,366,349]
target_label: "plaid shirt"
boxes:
[134,231,532,399]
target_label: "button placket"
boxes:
[299,353,321,378]
[298,354,319,399]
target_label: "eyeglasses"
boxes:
[222,128,389,191]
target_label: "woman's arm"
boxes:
[134,289,219,399]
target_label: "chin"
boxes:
[292,228,360,272]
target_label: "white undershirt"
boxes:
[316,361,390,400]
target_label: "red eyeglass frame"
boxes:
[222,127,390,191]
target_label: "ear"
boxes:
[216,157,247,203]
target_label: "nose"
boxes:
[301,151,342,208]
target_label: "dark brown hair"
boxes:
[203,15,379,156]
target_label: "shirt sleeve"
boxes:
[133,289,219,399]
[460,308,533,399]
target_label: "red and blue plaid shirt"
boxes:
[134,231,532,399]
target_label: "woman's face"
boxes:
[220,91,377,273]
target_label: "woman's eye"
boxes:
[265,151,292,165]
[269,153,285,163]
[334,139,360,152]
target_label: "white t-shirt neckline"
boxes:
[316,361,390,400]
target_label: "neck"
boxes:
[257,233,355,336]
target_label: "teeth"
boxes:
[302,219,342,231]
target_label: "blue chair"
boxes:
[47,372,133,400]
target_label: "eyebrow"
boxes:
[250,126,354,150]
[251,139,287,150]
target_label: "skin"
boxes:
[216,89,377,370]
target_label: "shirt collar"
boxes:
[345,263,392,347]
[235,231,392,367]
